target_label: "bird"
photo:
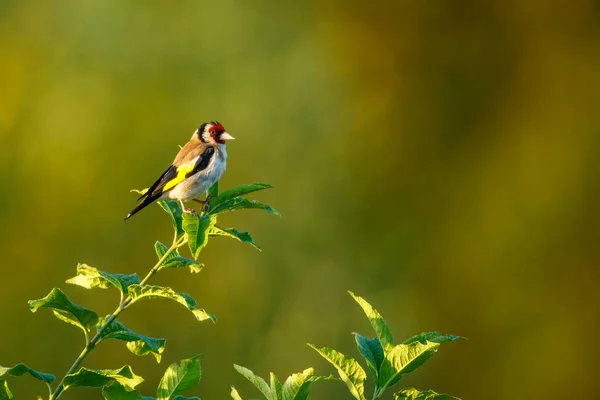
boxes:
[125,121,235,220]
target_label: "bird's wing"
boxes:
[142,146,216,198]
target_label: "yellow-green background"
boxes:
[1,1,598,399]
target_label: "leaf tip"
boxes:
[306,343,318,351]
[268,206,282,217]
[348,291,360,302]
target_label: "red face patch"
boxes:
[209,122,225,134]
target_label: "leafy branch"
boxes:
[2,179,464,400]
[229,292,462,399]
[2,181,278,399]
[308,292,462,400]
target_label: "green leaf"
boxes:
[156,355,201,400]
[354,333,384,381]
[402,333,462,346]
[102,382,143,400]
[378,341,442,394]
[230,386,243,400]
[209,183,273,208]
[163,257,203,272]
[96,316,166,362]
[291,374,334,400]
[349,292,393,348]
[210,226,261,251]
[128,285,216,322]
[0,380,12,400]
[155,242,202,272]
[394,388,460,400]
[282,368,314,400]
[308,344,366,400]
[29,288,98,334]
[270,372,282,400]
[66,264,140,294]
[63,366,143,392]
[182,213,217,259]
[171,396,200,400]
[158,200,184,236]
[208,181,219,197]
[0,364,55,385]
[154,241,173,261]
[232,364,272,400]
[0,363,55,396]
[208,198,280,217]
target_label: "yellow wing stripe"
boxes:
[162,156,199,192]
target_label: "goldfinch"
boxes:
[125,121,234,220]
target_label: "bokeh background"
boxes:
[1,1,599,399]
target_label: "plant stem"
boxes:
[372,387,383,400]
[49,235,185,399]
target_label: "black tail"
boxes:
[124,193,161,220]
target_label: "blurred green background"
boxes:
[1,1,599,399]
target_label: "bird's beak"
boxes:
[220,132,235,141]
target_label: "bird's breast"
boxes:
[167,148,227,201]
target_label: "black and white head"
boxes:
[195,121,235,145]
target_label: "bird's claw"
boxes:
[183,207,198,215]
[193,195,214,212]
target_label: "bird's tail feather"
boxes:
[124,193,161,220]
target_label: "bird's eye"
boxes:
[209,130,215,135]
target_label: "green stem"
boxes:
[49,235,186,399]
[372,386,383,400]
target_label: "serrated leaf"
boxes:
[208,198,280,217]
[233,365,272,400]
[402,333,461,345]
[208,181,219,197]
[183,213,217,259]
[208,183,273,209]
[63,366,143,392]
[158,200,184,236]
[29,288,98,334]
[270,372,282,400]
[96,316,165,362]
[378,341,442,394]
[66,264,140,294]
[156,355,201,400]
[102,382,143,400]
[230,386,243,400]
[394,388,460,400]
[210,226,261,250]
[354,333,384,381]
[349,292,393,349]
[308,344,366,400]
[0,380,12,400]
[128,285,215,322]
[0,364,55,385]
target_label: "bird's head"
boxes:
[196,121,235,145]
